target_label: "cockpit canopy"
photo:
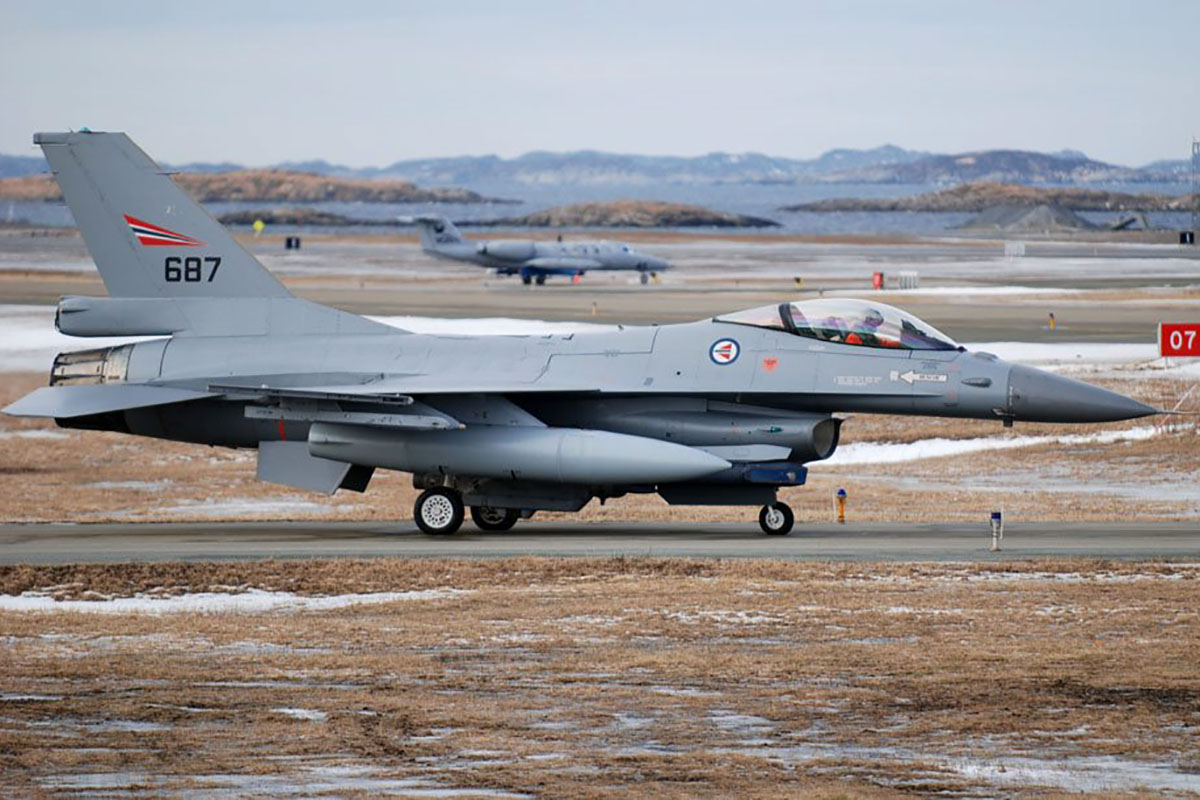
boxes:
[715,298,959,351]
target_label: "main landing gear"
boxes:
[414,487,464,535]
[470,505,520,531]
[413,487,520,535]
[758,501,794,535]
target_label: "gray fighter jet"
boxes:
[409,214,670,285]
[4,132,1158,535]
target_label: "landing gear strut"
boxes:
[758,502,794,535]
[414,487,465,535]
[470,505,520,531]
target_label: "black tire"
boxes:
[521,275,532,285]
[639,272,649,285]
[414,488,464,535]
[535,274,547,285]
[758,502,794,536]
[470,506,520,532]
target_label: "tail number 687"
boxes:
[165,256,221,282]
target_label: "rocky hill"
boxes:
[481,201,779,228]
[784,183,1200,212]
[217,208,395,227]
[0,170,511,204]
[956,204,1098,233]
[816,150,1144,184]
[3,146,1189,185]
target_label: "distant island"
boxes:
[783,183,1200,213]
[477,201,779,228]
[0,169,513,205]
[219,201,779,229]
[217,208,395,227]
[2,146,1190,186]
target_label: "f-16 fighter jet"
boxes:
[409,214,670,285]
[5,132,1158,535]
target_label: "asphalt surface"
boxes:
[0,521,1197,563]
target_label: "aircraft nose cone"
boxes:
[1007,364,1158,423]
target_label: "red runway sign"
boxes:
[1159,323,1200,357]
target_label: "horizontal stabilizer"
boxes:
[4,384,216,419]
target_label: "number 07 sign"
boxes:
[1158,323,1200,357]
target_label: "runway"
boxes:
[1,520,1197,563]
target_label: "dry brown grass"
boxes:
[0,558,1197,797]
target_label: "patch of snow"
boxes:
[964,341,1158,366]
[821,426,1158,466]
[890,286,1087,296]
[151,496,344,517]
[667,609,783,625]
[0,429,70,440]
[83,480,170,491]
[0,587,467,615]
[273,707,327,722]
[0,304,154,372]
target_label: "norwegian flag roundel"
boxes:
[709,338,740,365]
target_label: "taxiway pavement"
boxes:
[0,521,1197,563]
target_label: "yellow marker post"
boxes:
[835,488,847,524]
[252,219,265,236]
[794,276,803,289]
[1048,312,1056,332]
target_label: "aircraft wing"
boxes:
[210,380,599,400]
[4,384,217,419]
[523,257,603,271]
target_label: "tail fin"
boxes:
[36,131,290,299]
[411,214,464,252]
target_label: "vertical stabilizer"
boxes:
[412,214,464,252]
[36,131,290,298]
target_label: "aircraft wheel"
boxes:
[414,488,464,535]
[471,505,520,531]
[639,272,649,285]
[521,275,533,285]
[535,274,547,285]
[758,502,794,536]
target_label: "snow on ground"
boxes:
[0,588,466,614]
[820,426,1159,467]
[877,286,1087,296]
[148,496,350,518]
[0,305,154,372]
[963,341,1158,365]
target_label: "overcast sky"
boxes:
[1,0,1196,167]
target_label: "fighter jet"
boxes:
[408,214,670,285]
[5,132,1159,535]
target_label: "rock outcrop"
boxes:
[482,200,778,228]
[955,204,1098,233]
[0,170,511,204]
[783,183,1199,213]
[217,209,395,226]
